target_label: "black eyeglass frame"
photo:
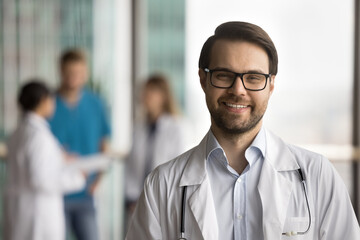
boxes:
[204,68,272,91]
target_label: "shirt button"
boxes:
[237,178,242,183]
[237,214,243,220]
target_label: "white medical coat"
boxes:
[125,114,186,202]
[126,129,360,240]
[4,113,85,240]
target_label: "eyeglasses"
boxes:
[204,68,271,91]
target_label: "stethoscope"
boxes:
[178,168,311,239]
[179,185,187,240]
[282,168,311,237]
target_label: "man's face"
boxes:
[199,40,275,135]
[60,61,88,91]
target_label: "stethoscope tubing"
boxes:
[179,185,187,240]
[282,168,311,236]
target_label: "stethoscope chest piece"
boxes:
[178,231,186,240]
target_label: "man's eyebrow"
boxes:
[211,67,233,72]
[245,69,268,74]
[211,67,267,74]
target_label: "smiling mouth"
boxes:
[224,102,249,109]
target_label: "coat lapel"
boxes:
[258,160,292,239]
[258,130,300,240]
[188,177,219,240]
[179,133,218,240]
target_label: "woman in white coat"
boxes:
[125,74,186,212]
[4,81,85,240]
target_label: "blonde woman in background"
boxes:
[125,74,187,213]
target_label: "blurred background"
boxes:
[0,0,359,239]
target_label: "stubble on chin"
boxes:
[210,108,264,136]
[208,98,268,136]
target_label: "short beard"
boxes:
[209,107,264,136]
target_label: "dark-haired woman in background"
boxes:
[4,80,85,240]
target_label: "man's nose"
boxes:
[228,76,247,95]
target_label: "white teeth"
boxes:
[225,103,247,109]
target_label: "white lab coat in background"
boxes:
[125,114,187,202]
[4,113,85,240]
[126,129,360,240]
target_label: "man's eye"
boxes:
[245,74,263,81]
[215,72,234,79]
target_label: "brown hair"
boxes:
[59,48,87,68]
[198,21,278,75]
[144,74,179,116]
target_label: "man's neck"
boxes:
[211,122,262,174]
[59,87,81,105]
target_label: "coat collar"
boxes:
[179,133,208,187]
[264,129,300,171]
[179,128,300,187]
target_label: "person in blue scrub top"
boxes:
[48,49,111,240]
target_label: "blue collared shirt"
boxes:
[206,127,266,240]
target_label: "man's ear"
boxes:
[269,75,275,96]
[199,68,207,92]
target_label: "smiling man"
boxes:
[126,22,360,240]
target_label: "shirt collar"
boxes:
[245,127,266,166]
[206,127,267,167]
[206,130,223,160]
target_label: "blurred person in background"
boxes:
[48,49,111,240]
[125,74,186,214]
[4,81,85,240]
